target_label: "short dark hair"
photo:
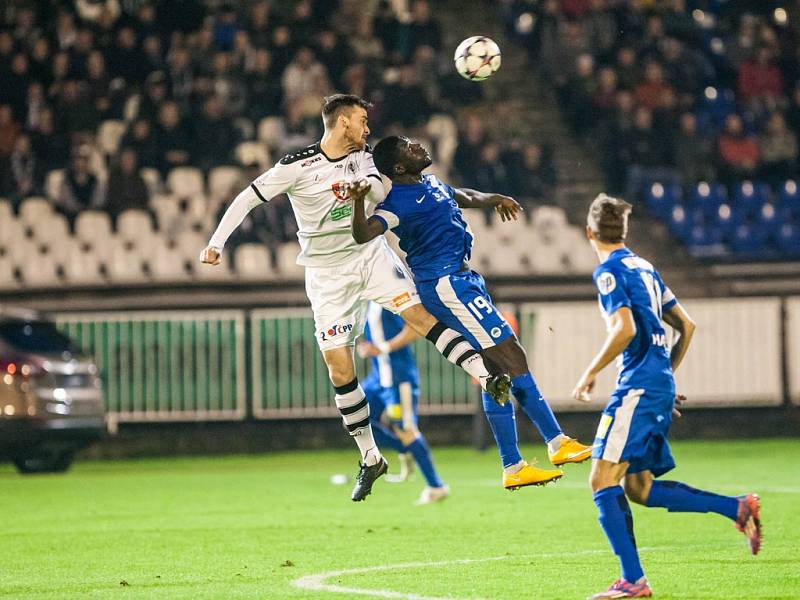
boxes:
[321,94,372,128]
[372,136,403,178]
[587,193,632,243]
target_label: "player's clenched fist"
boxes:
[199,245,222,265]
[348,179,371,202]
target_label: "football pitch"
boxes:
[1,439,798,599]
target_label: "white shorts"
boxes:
[305,238,421,351]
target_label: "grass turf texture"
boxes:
[1,439,798,599]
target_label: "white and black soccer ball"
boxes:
[454,36,502,81]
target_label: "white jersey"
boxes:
[250,142,385,267]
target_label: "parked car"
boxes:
[0,308,105,473]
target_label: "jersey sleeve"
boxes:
[250,161,295,202]
[360,151,387,204]
[372,197,399,231]
[594,267,631,316]
[655,271,678,311]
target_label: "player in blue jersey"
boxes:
[358,302,449,505]
[573,194,762,599]
[348,135,593,491]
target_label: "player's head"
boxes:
[586,193,632,249]
[321,94,372,149]
[372,136,432,180]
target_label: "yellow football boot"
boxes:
[548,437,593,466]
[503,461,563,490]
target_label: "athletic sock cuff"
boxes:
[425,321,448,343]
[593,485,625,502]
[334,378,359,395]
[511,372,535,388]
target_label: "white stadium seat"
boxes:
[117,209,155,246]
[62,239,105,285]
[20,249,60,288]
[234,243,272,280]
[31,213,70,253]
[275,242,304,280]
[0,256,17,289]
[149,194,182,234]
[98,120,127,156]
[148,239,191,281]
[235,141,270,169]
[18,197,52,228]
[140,167,162,196]
[167,166,205,199]
[74,211,113,256]
[106,236,146,283]
[257,116,284,150]
[208,166,242,204]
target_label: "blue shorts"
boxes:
[363,375,420,426]
[416,270,514,350]
[592,388,676,477]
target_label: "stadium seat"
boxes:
[0,256,17,289]
[645,182,681,219]
[33,213,71,253]
[526,243,563,275]
[117,209,155,247]
[531,206,568,232]
[729,223,768,258]
[18,197,52,228]
[732,181,770,219]
[149,194,183,234]
[275,242,303,280]
[425,114,458,171]
[97,120,127,156]
[62,239,104,285]
[167,166,205,199]
[148,239,191,281]
[234,243,273,280]
[194,259,234,281]
[20,249,60,288]
[257,116,284,151]
[106,237,147,283]
[209,166,242,204]
[689,182,726,216]
[559,226,597,273]
[686,224,726,258]
[75,211,113,255]
[44,169,65,200]
[174,229,206,262]
[235,141,271,169]
[756,203,782,235]
[140,167,162,196]
[778,179,798,204]
[776,223,800,257]
[712,203,742,236]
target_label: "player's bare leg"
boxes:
[323,346,388,501]
[399,303,511,404]
[482,337,592,468]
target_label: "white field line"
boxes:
[459,479,800,494]
[291,547,665,599]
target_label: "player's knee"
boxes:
[328,364,356,388]
[624,477,651,505]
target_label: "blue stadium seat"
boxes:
[732,180,770,219]
[712,203,742,236]
[778,180,799,222]
[645,182,681,219]
[689,181,726,216]
[668,205,696,241]
[729,224,769,259]
[755,203,783,236]
[686,224,726,258]
[776,223,800,258]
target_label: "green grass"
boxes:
[1,439,798,599]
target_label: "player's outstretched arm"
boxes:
[573,307,636,402]
[200,186,263,264]
[350,180,387,243]
[454,188,523,222]
[662,303,696,373]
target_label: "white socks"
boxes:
[547,433,566,454]
[334,378,382,466]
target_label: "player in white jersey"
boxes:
[200,95,510,501]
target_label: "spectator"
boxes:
[316,30,350,90]
[167,47,194,104]
[281,47,331,118]
[29,108,69,171]
[673,112,716,184]
[453,113,487,187]
[592,67,618,121]
[614,46,639,90]
[194,95,239,171]
[507,142,557,208]
[9,134,42,201]
[759,112,798,185]
[622,107,679,200]
[408,0,442,54]
[274,103,317,158]
[213,3,242,52]
[634,61,674,110]
[562,53,596,136]
[0,104,21,164]
[121,118,160,169]
[349,15,384,64]
[107,27,149,85]
[106,147,151,221]
[155,101,193,175]
[717,114,760,185]
[381,65,433,130]
[245,49,283,122]
[55,147,106,224]
[56,80,97,135]
[738,46,784,107]
[85,51,112,118]
[210,52,246,118]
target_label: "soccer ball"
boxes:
[454,36,502,81]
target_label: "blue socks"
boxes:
[482,391,523,468]
[647,480,739,521]
[407,435,444,488]
[511,372,562,442]
[594,486,644,583]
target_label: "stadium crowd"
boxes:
[503,0,800,197]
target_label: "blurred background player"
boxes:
[200,95,509,502]
[350,135,593,491]
[358,301,449,505]
[574,194,762,599]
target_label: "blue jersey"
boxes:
[594,248,677,395]
[372,174,473,281]
[363,303,418,387]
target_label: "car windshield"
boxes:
[0,320,77,354]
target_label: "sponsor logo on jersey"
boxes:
[651,332,668,348]
[301,156,321,167]
[330,205,352,221]
[347,162,357,174]
[320,322,354,342]
[392,292,412,309]
[490,327,502,338]
[597,272,617,295]
[331,181,349,203]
